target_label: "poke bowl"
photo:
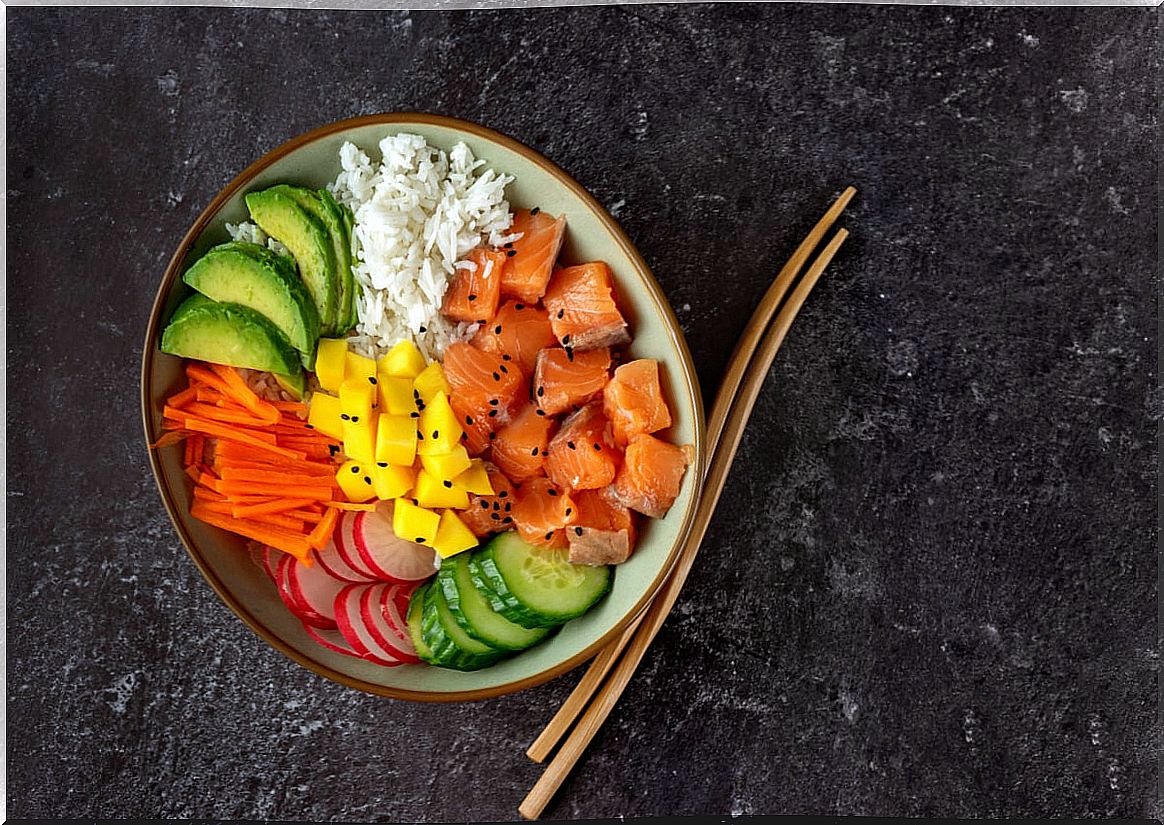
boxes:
[141,113,705,701]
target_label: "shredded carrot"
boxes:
[184,464,203,484]
[180,401,278,428]
[183,418,302,458]
[219,467,340,488]
[217,480,335,499]
[191,504,311,560]
[167,386,199,408]
[307,507,340,550]
[208,363,280,424]
[230,497,316,518]
[271,400,309,414]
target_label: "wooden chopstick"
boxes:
[525,186,857,766]
[518,224,852,821]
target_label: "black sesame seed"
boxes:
[547,489,558,496]
[461,432,468,441]
[492,372,501,381]
[304,423,314,429]
[443,480,453,488]
[562,335,571,346]
[480,501,489,510]
[364,476,372,484]
[377,462,388,468]
[432,430,439,440]
[503,516,513,524]
[410,411,419,418]
[493,501,500,511]
[504,502,512,512]
[351,416,359,423]
[340,413,351,421]
[328,445,340,455]
[502,354,512,361]
[413,389,421,398]
[417,402,426,411]
[593,443,601,451]
[557,309,564,319]
[537,386,545,397]
[468,294,477,301]
[500,365,509,374]
[531,447,539,456]
[545,531,554,540]
[412,499,418,506]
[568,441,576,450]
[417,431,424,439]
[489,398,499,406]
[536,409,546,416]
[419,325,427,333]
[504,242,514,249]
[492,513,501,521]
[368,376,377,385]
[574,526,584,536]
[489,431,497,439]
[498,490,508,498]
[531,206,541,215]
[466,415,474,425]
[351,466,360,474]
[415,537,426,543]
[506,250,516,257]
[494,325,502,335]
[565,507,573,517]
[514,303,523,310]
[488,409,498,418]
[567,349,575,362]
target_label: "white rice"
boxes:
[224,220,293,259]
[329,133,520,361]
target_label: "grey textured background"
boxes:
[7,5,1159,822]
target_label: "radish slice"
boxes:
[360,584,422,664]
[261,546,282,582]
[381,585,421,661]
[333,585,401,666]
[353,503,439,583]
[287,558,345,629]
[303,623,361,659]
[313,541,377,584]
[388,583,416,625]
[277,554,330,626]
[334,511,382,580]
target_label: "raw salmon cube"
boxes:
[603,359,672,447]
[567,489,637,566]
[542,262,630,351]
[442,247,507,323]
[490,403,557,483]
[544,403,620,491]
[605,434,692,519]
[471,300,558,375]
[533,347,611,417]
[500,209,567,303]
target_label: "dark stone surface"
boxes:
[6,5,1158,821]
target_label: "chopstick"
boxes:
[518,196,854,820]
[525,186,857,766]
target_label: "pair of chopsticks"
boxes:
[518,186,858,820]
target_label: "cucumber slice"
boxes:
[420,578,506,671]
[470,532,612,629]
[436,554,553,652]
[407,582,439,665]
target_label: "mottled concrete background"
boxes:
[7,5,1158,821]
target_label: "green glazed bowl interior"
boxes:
[142,114,705,702]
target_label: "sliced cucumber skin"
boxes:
[407,582,440,665]
[421,580,506,672]
[471,532,614,629]
[437,555,552,651]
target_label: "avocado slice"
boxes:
[245,188,338,335]
[318,188,359,333]
[182,241,320,360]
[272,369,306,400]
[160,297,300,375]
[267,184,356,336]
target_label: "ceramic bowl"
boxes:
[141,113,704,701]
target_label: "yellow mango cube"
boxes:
[375,414,418,466]
[433,510,480,559]
[315,339,348,393]
[421,445,472,482]
[413,361,450,404]
[392,498,440,546]
[453,459,494,496]
[416,392,463,456]
[377,339,426,379]
[339,378,375,425]
[413,468,470,510]
[306,391,344,441]
[336,460,376,502]
[345,351,377,384]
[342,414,377,464]
[372,462,415,500]
[377,374,415,416]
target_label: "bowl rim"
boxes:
[140,112,706,702]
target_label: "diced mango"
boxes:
[378,340,426,379]
[339,378,375,425]
[337,460,377,502]
[377,374,415,416]
[452,459,494,496]
[342,414,377,464]
[315,339,348,393]
[433,510,479,559]
[345,351,377,384]
[416,391,463,456]
[413,361,450,404]
[372,462,415,500]
[413,468,470,510]
[375,414,418,466]
[306,392,344,441]
[420,445,472,482]
[392,498,440,546]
